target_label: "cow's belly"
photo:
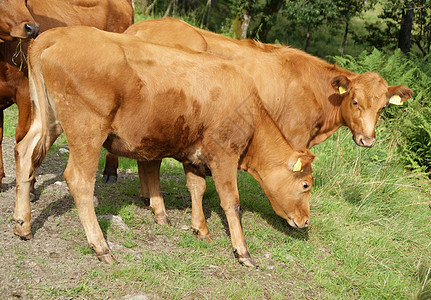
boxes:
[102,132,200,162]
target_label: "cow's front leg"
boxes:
[210,162,255,267]
[183,163,211,241]
[137,160,169,225]
[64,143,114,263]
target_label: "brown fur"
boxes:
[15,26,315,265]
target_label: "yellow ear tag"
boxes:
[389,95,402,105]
[293,158,302,172]
[338,86,347,95]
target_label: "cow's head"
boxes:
[332,72,413,147]
[254,149,315,229]
[0,0,40,42]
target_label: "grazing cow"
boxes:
[0,0,134,190]
[15,26,315,266]
[118,18,413,234]
[0,0,40,41]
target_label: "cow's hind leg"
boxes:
[64,142,115,263]
[102,152,119,183]
[14,124,62,239]
[137,160,169,225]
[183,163,211,241]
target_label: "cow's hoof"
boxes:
[238,256,256,267]
[30,192,37,203]
[154,214,170,226]
[96,252,117,264]
[192,228,212,242]
[234,249,256,267]
[102,174,117,183]
[13,226,33,240]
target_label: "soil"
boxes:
[0,136,156,299]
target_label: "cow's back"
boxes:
[27,0,134,33]
[30,26,258,160]
[124,17,207,52]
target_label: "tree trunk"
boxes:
[398,1,414,56]
[253,0,283,42]
[163,0,174,17]
[200,0,211,28]
[240,3,254,39]
[304,23,312,52]
[341,20,349,56]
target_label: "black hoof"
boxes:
[140,196,150,208]
[102,174,117,183]
[30,192,37,203]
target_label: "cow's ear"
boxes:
[387,85,413,105]
[331,75,352,95]
[289,149,315,173]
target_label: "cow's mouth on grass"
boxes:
[353,134,375,147]
[287,217,309,229]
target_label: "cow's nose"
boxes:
[304,219,309,227]
[359,136,375,147]
[354,134,375,148]
[25,24,40,39]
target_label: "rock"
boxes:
[98,215,129,230]
[181,225,190,231]
[58,148,69,154]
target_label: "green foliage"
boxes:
[333,48,431,173]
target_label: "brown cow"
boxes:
[15,26,315,266]
[0,0,39,42]
[119,18,413,233]
[0,0,134,190]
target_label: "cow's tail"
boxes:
[26,41,57,176]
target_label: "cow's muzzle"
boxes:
[353,134,375,147]
[25,24,40,39]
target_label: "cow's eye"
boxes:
[302,182,309,189]
[352,99,358,105]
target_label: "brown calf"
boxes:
[120,18,413,232]
[0,0,134,190]
[15,26,315,266]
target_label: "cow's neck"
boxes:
[285,55,353,148]
[239,106,292,180]
[308,67,354,147]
